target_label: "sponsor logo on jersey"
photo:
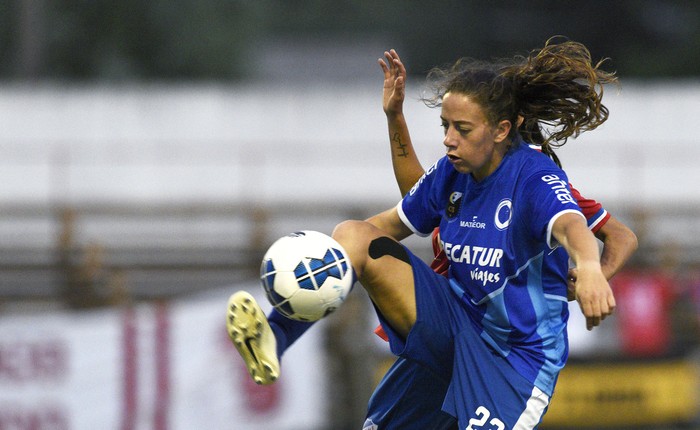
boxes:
[442,242,504,287]
[446,191,463,218]
[494,199,512,231]
[541,174,576,205]
[441,243,503,267]
[470,266,501,286]
[460,215,486,229]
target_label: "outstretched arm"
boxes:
[553,213,616,330]
[378,49,425,196]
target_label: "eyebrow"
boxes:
[441,116,474,126]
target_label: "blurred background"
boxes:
[1,1,699,429]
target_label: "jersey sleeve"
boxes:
[569,184,610,234]
[522,171,585,249]
[397,159,445,237]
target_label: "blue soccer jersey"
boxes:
[397,141,583,395]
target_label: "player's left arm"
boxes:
[552,213,616,330]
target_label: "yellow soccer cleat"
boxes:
[226,291,280,385]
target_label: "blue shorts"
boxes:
[364,356,456,430]
[376,250,552,429]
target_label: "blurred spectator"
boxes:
[609,236,700,359]
[56,207,129,309]
[611,266,677,358]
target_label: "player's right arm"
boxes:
[379,49,425,196]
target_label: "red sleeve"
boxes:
[570,183,611,234]
[430,228,449,276]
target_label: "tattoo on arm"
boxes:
[391,132,409,158]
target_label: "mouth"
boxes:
[446,154,460,163]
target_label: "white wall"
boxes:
[1,81,699,207]
[0,286,329,430]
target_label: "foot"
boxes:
[226,291,280,385]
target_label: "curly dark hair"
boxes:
[422,37,618,167]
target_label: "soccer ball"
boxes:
[260,230,354,322]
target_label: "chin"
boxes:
[451,164,471,174]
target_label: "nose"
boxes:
[443,127,457,150]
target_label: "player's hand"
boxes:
[378,49,407,117]
[573,265,616,330]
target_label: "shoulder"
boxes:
[516,142,556,166]
[422,156,453,179]
[509,143,566,185]
[408,156,457,195]
[511,148,575,204]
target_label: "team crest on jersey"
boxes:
[494,199,512,230]
[446,191,463,218]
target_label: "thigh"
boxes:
[334,220,418,338]
[361,236,418,339]
[377,251,465,379]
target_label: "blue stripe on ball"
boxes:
[294,261,316,290]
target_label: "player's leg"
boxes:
[362,252,466,428]
[334,220,458,376]
[332,220,418,338]
[334,220,469,428]
[226,292,314,385]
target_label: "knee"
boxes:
[332,220,373,255]
[333,219,367,240]
[333,221,410,275]
[332,220,376,273]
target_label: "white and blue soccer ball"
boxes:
[260,230,354,322]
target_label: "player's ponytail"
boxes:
[421,37,616,155]
[504,36,618,148]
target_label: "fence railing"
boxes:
[0,201,696,306]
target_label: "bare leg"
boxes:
[332,220,416,338]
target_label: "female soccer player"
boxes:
[363,48,638,430]
[228,38,620,428]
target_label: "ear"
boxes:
[493,119,512,143]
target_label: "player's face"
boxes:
[441,92,509,181]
